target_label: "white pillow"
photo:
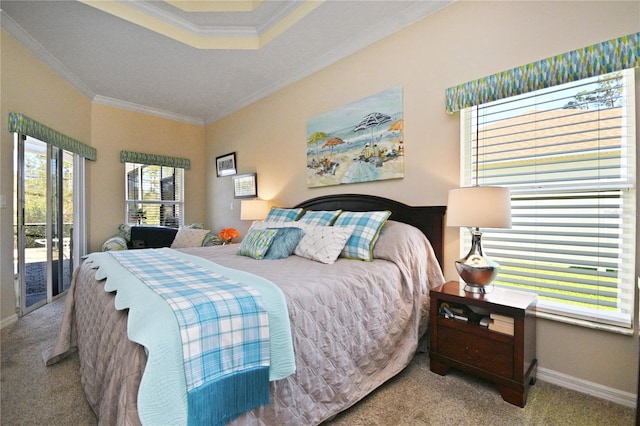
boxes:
[293,224,355,264]
[170,226,210,248]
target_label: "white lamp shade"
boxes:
[447,186,512,229]
[240,199,269,221]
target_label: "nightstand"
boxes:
[429,281,537,407]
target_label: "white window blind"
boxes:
[460,69,636,329]
[125,163,184,228]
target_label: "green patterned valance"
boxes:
[9,112,97,160]
[120,150,191,170]
[445,32,640,114]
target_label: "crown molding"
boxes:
[125,0,302,37]
[79,0,316,49]
[166,1,263,13]
[254,1,304,35]
[93,95,205,126]
[2,10,203,126]
[124,0,258,37]
[0,10,96,100]
[3,1,451,127]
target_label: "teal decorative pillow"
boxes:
[333,210,392,261]
[237,229,278,260]
[297,210,342,226]
[102,235,128,251]
[264,227,305,259]
[293,224,355,264]
[264,207,304,222]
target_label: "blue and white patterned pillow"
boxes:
[297,210,342,226]
[264,207,304,222]
[237,229,278,260]
[333,210,391,261]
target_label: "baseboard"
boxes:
[0,313,18,330]
[538,366,637,408]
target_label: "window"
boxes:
[125,162,184,228]
[459,69,636,330]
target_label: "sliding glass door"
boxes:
[51,145,75,298]
[14,135,76,315]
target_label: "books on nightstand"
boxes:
[488,313,514,335]
[439,303,489,323]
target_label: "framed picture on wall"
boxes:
[232,173,258,199]
[306,86,404,188]
[216,152,237,177]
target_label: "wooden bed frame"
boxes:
[295,193,446,268]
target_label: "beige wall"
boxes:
[1,31,207,324]
[1,30,92,324]
[205,2,640,395]
[89,105,206,253]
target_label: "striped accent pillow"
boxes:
[333,211,391,261]
[264,207,304,222]
[237,229,278,260]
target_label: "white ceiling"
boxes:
[1,1,452,125]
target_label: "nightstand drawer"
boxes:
[437,326,514,378]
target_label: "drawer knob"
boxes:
[464,346,479,361]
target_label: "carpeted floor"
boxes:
[1,296,635,425]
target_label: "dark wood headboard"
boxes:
[294,194,446,268]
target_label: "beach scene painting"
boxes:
[306,86,404,188]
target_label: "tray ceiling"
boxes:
[1,1,452,124]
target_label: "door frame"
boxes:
[14,133,86,316]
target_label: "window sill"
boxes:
[535,310,634,336]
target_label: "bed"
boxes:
[45,194,446,425]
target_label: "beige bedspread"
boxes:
[45,221,445,425]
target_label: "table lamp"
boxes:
[447,186,511,293]
[240,199,269,221]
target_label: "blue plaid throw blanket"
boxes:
[108,249,271,425]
